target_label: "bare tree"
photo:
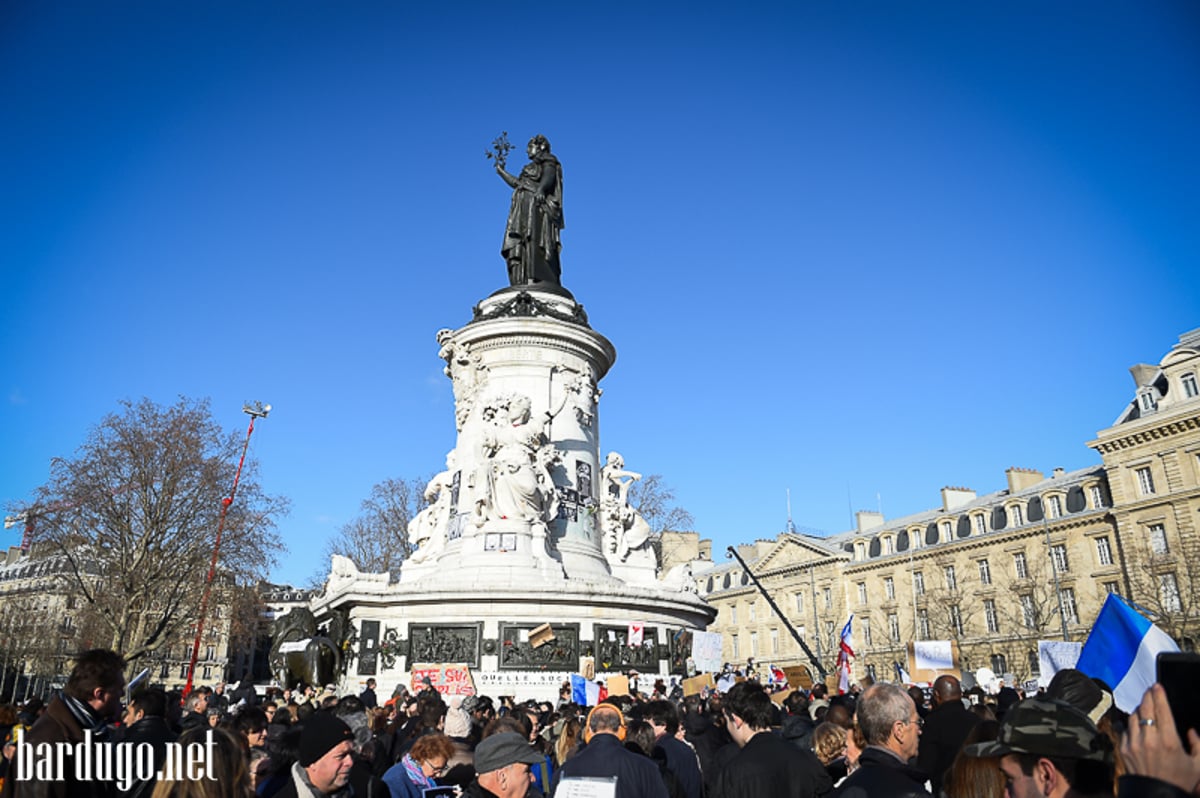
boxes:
[323,476,428,581]
[1126,528,1200,645]
[13,397,288,664]
[627,474,694,534]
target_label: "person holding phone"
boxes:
[1122,684,1200,798]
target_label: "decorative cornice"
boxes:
[1092,413,1200,454]
[472,291,590,327]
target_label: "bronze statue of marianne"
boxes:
[494,134,564,286]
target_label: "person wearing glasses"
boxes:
[384,732,456,798]
[832,683,931,798]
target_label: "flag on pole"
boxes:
[768,664,787,686]
[894,661,911,685]
[570,674,602,706]
[836,615,855,694]
[1076,593,1179,712]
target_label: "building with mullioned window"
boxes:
[0,543,236,699]
[679,328,1200,685]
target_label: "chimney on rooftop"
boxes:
[941,487,976,512]
[855,511,884,534]
[1006,467,1044,493]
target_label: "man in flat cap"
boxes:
[965,697,1114,798]
[464,731,544,798]
[276,710,357,798]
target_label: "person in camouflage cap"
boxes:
[965,697,1114,798]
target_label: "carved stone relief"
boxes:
[407,623,483,668]
[595,624,660,672]
[498,623,580,671]
[438,331,490,431]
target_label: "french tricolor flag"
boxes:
[1076,593,1179,712]
[836,615,855,694]
[570,674,603,706]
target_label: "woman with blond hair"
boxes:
[151,726,254,798]
[813,722,852,785]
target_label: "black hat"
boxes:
[299,711,355,767]
[474,732,545,773]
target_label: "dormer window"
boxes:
[974,514,987,535]
[1047,495,1063,519]
[941,521,953,543]
[1183,372,1199,399]
[910,530,922,549]
[1011,504,1024,526]
[883,536,895,555]
[1140,390,1158,412]
[855,541,866,561]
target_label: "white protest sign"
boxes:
[913,640,954,672]
[1037,640,1082,687]
[691,631,724,673]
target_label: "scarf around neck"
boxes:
[402,753,435,789]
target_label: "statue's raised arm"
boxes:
[490,134,564,287]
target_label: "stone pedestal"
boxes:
[313,283,715,701]
[402,285,617,584]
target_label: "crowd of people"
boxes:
[0,650,1196,798]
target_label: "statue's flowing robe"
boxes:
[503,152,563,285]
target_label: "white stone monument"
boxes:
[308,137,713,701]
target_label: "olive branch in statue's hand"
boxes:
[486,131,513,170]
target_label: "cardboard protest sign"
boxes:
[410,664,476,696]
[906,641,961,683]
[682,673,714,697]
[606,674,630,696]
[783,665,813,689]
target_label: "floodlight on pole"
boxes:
[183,401,271,697]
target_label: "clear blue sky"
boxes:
[3,1,1198,587]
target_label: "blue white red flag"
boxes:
[570,674,602,706]
[836,615,855,694]
[1076,593,1178,712]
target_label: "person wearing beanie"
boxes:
[464,731,545,798]
[273,711,356,798]
[443,704,478,787]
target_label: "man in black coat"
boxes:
[917,675,980,795]
[119,688,178,798]
[781,691,816,751]
[833,683,931,798]
[359,678,378,710]
[179,689,209,732]
[551,703,667,798]
[710,681,833,798]
[645,700,703,798]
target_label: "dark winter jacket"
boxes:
[833,746,931,798]
[0,695,111,798]
[655,733,703,798]
[551,732,668,798]
[119,715,178,798]
[916,699,979,796]
[782,712,817,751]
[710,730,833,798]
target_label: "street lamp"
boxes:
[183,401,271,697]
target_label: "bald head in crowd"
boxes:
[932,675,963,706]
